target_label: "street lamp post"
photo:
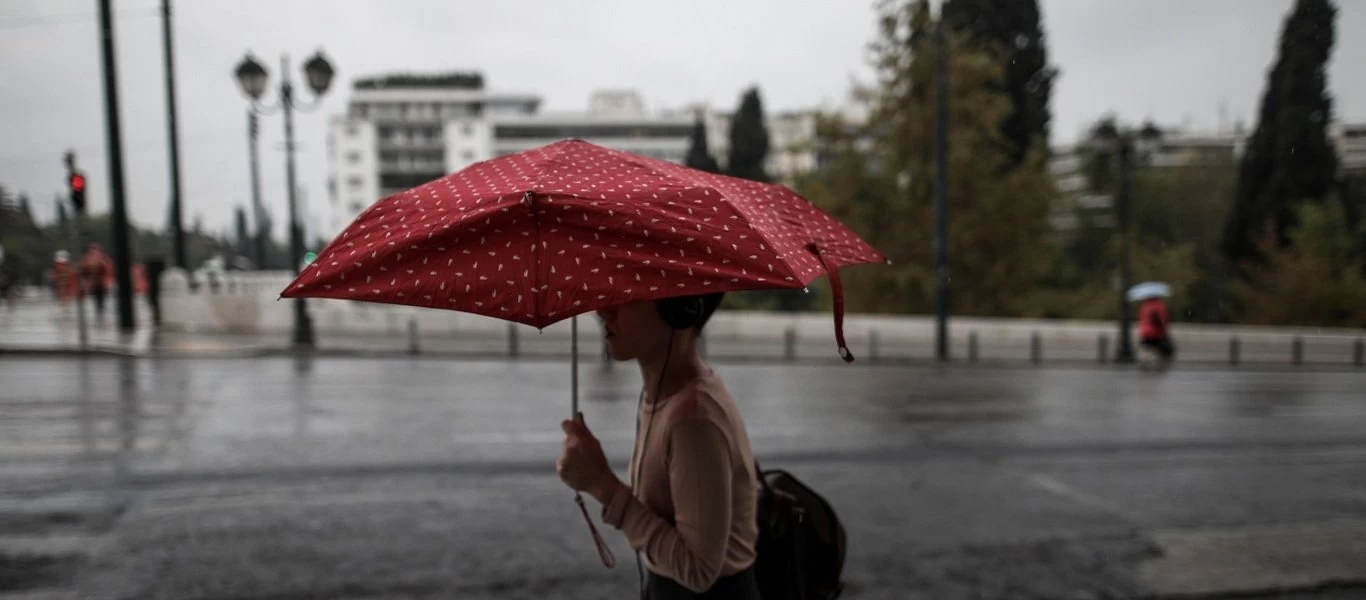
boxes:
[1093,122,1161,364]
[933,2,950,362]
[234,50,335,349]
[247,110,266,269]
[1115,142,1135,363]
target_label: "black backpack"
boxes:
[753,462,847,600]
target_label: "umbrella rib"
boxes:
[528,191,544,329]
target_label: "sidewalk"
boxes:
[4,299,1365,370]
[0,300,155,355]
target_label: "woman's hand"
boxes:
[557,414,619,503]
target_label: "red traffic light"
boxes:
[70,173,86,192]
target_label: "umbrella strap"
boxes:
[576,492,616,568]
[810,245,854,363]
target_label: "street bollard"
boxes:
[1098,333,1109,364]
[968,331,979,363]
[869,329,880,362]
[1355,338,1364,367]
[1030,332,1042,365]
[407,318,420,355]
[1230,336,1240,366]
[784,327,796,361]
[1292,337,1304,366]
[507,323,520,358]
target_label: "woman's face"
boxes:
[595,301,672,361]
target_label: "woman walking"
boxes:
[557,292,761,599]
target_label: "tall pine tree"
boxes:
[684,115,721,173]
[726,88,771,183]
[943,0,1055,167]
[1221,0,1338,268]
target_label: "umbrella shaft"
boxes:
[571,315,578,418]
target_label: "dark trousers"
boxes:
[91,286,108,316]
[646,566,760,599]
[1141,336,1175,358]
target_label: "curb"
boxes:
[2,344,1365,372]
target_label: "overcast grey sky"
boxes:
[2,0,1364,245]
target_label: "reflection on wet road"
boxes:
[2,356,1365,598]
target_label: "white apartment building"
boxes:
[490,90,692,163]
[327,76,705,237]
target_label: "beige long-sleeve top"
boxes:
[600,370,758,593]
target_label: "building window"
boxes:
[346,124,359,137]
[494,123,691,139]
[461,123,473,137]
[350,202,366,214]
[378,126,393,140]
[348,176,364,190]
[346,151,362,164]
[462,149,475,162]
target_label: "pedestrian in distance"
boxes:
[79,243,114,319]
[556,292,765,599]
[1138,296,1176,369]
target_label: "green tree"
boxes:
[1232,201,1366,327]
[942,0,1056,167]
[726,88,771,183]
[1222,0,1338,268]
[803,0,1055,317]
[684,115,721,174]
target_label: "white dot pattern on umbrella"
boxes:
[283,139,885,334]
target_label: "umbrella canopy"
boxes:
[283,139,885,359]
[1127,281,1171,302]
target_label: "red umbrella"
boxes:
[281,139,885,567]
[284,139,885,363]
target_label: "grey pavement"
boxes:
[2,355,1366,599]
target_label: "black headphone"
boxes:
[656,295,704,330]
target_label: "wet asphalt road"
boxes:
[2,356,1365,599]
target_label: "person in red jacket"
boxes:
[1138,297,1175,366]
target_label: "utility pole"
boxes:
[97,0,136,332]
[933,6,950,362]
[160,0,187,269]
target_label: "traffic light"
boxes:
[69,172,87,213]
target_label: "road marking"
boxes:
[1027,473,1142,524]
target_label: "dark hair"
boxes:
[695,292,725,331]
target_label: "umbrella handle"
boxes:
[576,492,616,567]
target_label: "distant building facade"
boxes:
[326,76,697,237]
[1047,120,1366,233]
